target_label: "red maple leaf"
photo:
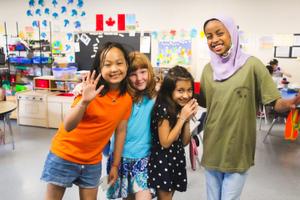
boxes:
[106,17,115,26]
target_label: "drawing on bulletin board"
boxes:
[156,40,192,67]
[75,32,151,70]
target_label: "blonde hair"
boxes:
[127,51,156,103]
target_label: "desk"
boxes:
[0,101,17,149]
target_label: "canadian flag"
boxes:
[96,14,125,31]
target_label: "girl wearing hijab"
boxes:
[198,16,300,200]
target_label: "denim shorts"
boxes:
[41,152,102,188]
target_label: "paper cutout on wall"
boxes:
[44,8,50,15]
[77,0,84,8]
[81,11,86,17]
[35,9,42,16]
[71,9,78,17]
[52,40,63,54]
[42,20,47,27]
[29,0,35,7]
[200,31,205,39]
[157,40,192,66]
[52,0,58,7]
[190,28,197,38]
[80,33,91,46]
[67,0,74,4]
[41,32,47,39]
[74,21,81,29]
[151,31,158,39]
[52,12,59,19]
[126,14,136,30]
[32,20,39,27]
[64,19,70,27]
[61,6,67,14]
[38,0,44,7]
[26,10,33,17]
[66,33,73,41]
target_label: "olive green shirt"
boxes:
[199,56,281,172]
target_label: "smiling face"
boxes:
[204,20,231,56]
[172,80,193,107]
[100,47,128,89]
[129,68,149,91]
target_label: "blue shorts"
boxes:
[40,152,102,188]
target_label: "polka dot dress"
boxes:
[148,104,187,192]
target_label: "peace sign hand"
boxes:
[81,70,104,105]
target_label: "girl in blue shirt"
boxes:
[107,52,157,200]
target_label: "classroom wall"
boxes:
[1,0,299,83]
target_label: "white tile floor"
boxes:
[0,120,300,200]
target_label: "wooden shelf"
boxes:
[34,76,78,93]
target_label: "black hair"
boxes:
[266,65,273,75]
[152,65,194,128]
[269,59,278,66]
[91,42,130,96]
[203,18,219,32]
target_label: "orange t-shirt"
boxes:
[50,90,132,164]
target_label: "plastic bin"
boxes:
[52,68,64,79]
[64,67,77,79]
[35,79,49,88]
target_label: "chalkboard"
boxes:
[75,32,151,70]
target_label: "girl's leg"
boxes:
[221,172,248,200]
[45,183,66,200]
[157,189,174,200]
[204,169,223,200]
[135,189,152,200]
[79,187,99,200]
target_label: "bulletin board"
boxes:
[74,32,151,70]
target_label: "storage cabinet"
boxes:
[34,76,78,92]
[47,94,73,128]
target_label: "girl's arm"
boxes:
[158,99,198,148]
[274,93,300,112]
[108,119,128,185]
[158,118,186,148]
[64,71,103,132]
[181,120,191,146]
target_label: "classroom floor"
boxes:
[0,120,300,200]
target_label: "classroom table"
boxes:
[0,101,17,150]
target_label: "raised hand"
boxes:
[81,70,104,105]
[179,98,199,122]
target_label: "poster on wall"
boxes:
[156,40,192,67]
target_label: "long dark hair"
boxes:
[91,42,130,96]
[152,65,194,128]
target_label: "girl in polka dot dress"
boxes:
[148,65,198,200]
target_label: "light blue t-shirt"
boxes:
[110,96,155,159]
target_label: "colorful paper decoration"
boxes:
[26,10,33,17]
[29,0,35,7]
[44,8,50,15]
[38,0,44,7]
[61,6,67,14]
[190,28,197,38]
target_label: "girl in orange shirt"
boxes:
[41,42,133,200]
